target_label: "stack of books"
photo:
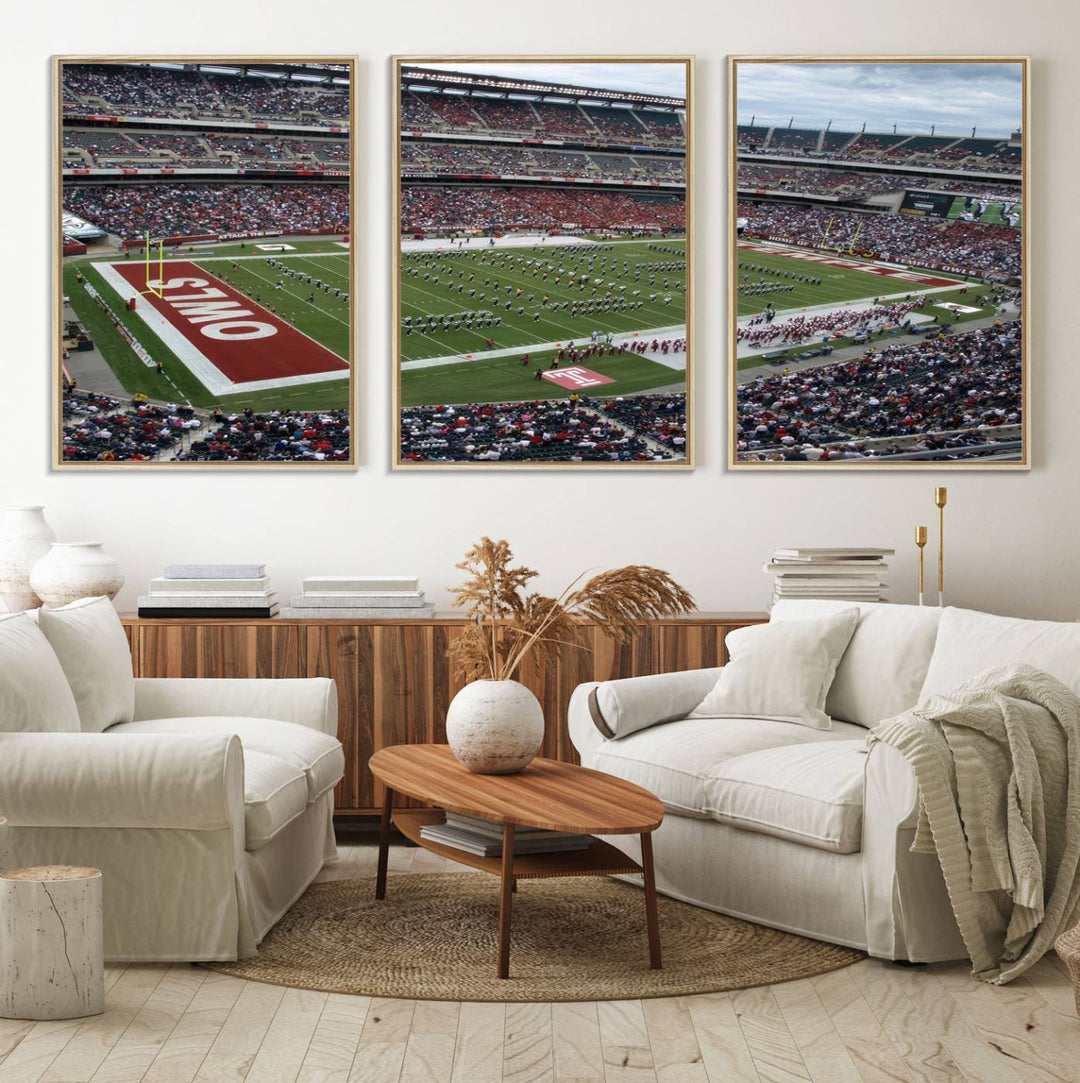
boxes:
[280,575,434,619]
[764,548,893,604]
[420,811,593,858]
[138,563,276,618]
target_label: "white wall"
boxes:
[6,0,1078,620]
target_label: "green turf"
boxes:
[399,239,687,363]
[945,195,1023,227]
[734,241,965,317]
[400,347,680,407]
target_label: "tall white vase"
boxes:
[445,679,545,774]
[30,543,124,610]
[0,506,56,612]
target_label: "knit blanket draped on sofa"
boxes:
[870,663,1080,984]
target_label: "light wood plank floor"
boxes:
[4,838,1080,1083]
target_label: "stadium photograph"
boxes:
[55,57,356,466]
[729,58,1027,467]
[393,58,692,467]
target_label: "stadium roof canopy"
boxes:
[146,61,349,85]
[401,66,684,111]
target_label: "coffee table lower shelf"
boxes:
[393,808,644,879]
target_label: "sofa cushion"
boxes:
[591,715,867,821]
[708,741,867,853]
[36,597,134,733]
[109,716,344,802]
[920,607,1080,702]
[0,612,80,733]
[771,600,941,727]
[690,610,858,729]
[243,750,310,850]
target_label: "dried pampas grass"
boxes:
[448,536,694,681]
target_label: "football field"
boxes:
[399,237,687,406]
[63,239,351,412]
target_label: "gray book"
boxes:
[164,563,266,579]
[140,593,277,609]
[279,605,435,619]
[290,593,426,609]
[149,577,272,592]
[302,576,420,593]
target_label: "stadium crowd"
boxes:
[178,410,351,462]
[735,321,1022,461]
[401,143,683,183]
[401,91,684,145]
[399,399,677,463]
[737,164,924,200]
[741,202,1020,280]
[63,64,348,126]
[403,186,684,233]
[64,182,348,239]
[65,128,349,170]
[61,393,201,462]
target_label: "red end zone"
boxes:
[110,261,348,384]
[737,242,959,288]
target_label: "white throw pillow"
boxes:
[689,610,859,730]
[0,612,81,733]
[37,597,134,734]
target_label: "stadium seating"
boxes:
[735,322,1022,461]
[741,202,1020,279]
[63,65,348,127]
[64,182,348,239]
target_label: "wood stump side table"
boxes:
[0,866,105,1020]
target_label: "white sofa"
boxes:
[569,601,1080,962]
[0,599,344,962]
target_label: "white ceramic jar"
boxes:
[30,543,124,609]
[445,679,545,774]
[0,506,56,612]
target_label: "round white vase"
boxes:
[445,679,545,774]
[0,506,56,612]
[30,543,125,610]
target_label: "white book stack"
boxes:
[419,811,593,857]
[138,564,277,618]
[764,548,894,604]
[280,576,434,620]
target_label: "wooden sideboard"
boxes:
[120,612,767,816]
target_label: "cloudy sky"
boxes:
[421,62,686,101]
[736,62,1023,138]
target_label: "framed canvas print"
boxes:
[54,56,357,467]
[729,57,1028,469]
[393,56,693,468]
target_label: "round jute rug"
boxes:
[206,874,863,1002]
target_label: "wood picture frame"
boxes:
[392,55,694,469]
[728,56,1029,469]
[54,55,358,468]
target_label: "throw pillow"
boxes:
[689,609,859,730]
[0,612,81,732]
[37,597,135,733]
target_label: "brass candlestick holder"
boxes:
[935,486,948,607]
[915,525,928,606]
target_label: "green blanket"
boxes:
[870,663,1080,983]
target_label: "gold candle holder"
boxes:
[915,525,928,606]
[934,487,948,607]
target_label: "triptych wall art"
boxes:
[52,54,1028,470]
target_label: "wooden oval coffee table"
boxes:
[369,744,665,979]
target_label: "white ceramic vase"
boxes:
[0,506,56,612]
[445,679,545,774]
[30,543,124,609]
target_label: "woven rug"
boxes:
[206,874,862,1001]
